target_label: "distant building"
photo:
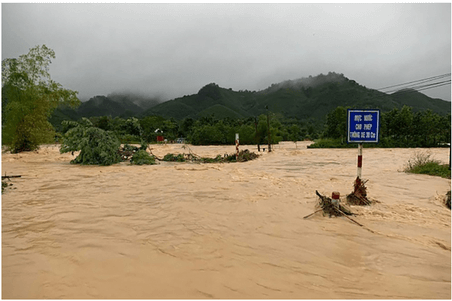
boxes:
[155,128,164,143]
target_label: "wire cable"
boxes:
[377,73,451,91]
[385,79,451,94]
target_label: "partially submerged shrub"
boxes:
[163,153,186,162]
[130,150,156,165]
[60,118,121,166]
[2,181,8,194]
[404,151,451,179]
[237,149,260,162]
[161,149,259,163]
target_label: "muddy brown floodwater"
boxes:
[2,142,451,299]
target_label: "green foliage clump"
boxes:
[163,153,186,162]
[122,144,139,152]
[2,45,80,153]
[236,149,260,162]
[404,151,451,179]
[60,118,121,166]
[130,150,156,165]
[160,150,259,163]
[2,181,8,194]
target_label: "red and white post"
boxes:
[357,143,363,179]
[235,133,240,160]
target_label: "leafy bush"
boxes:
[118,134,142,144]
[404,151,451,179]
[2,181,8,194]
[130,150,156,165]
[60,118,121,166]
[122,144,139,152]
[163,153,186,162]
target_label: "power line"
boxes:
[377,73,451,91]
[384,79,451,94]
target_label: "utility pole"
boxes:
[266,105,271,152]
[254,117,260,152]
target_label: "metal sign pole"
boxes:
[348,109,380,193]
[357,143,363,179]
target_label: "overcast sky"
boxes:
[2,3,451,102]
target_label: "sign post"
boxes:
[347,109,380,180]
[235,133,239,160]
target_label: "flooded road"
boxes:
[2,142,450,298]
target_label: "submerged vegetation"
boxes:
[161,149,259,164]
[2,181,8,194]
[404,151,451,179]
[59,119,122,166]
[130,150,156,165]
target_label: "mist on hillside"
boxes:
[263,72,350,93]
[105,92,164,110]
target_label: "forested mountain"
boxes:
[143,72,450,120]
[50,93,161,129]
[51,72,451,124]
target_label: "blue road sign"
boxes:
[347,109,380,143]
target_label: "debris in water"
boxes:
[346,177,372,205]
[303,191,353,219]
[304,191,376,234]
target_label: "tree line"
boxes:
[56,105,451,149]
[319,106,450,148]
[60,114,321,146]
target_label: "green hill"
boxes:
[142,72,450,120]
[390,88,450,113]
[51,72,450,125]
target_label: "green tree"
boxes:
[140,115,166,142]
[324,106,347,140]
[162,118,179,141]
[2,45,80,152]
[289,124,301,148]
[91,115,113,131]
[189,124,224,145]
[59,118,121,166]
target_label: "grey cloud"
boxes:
[2,3,450,101]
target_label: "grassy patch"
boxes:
[130,150,157,165]
[404,151,451,179]
[161,150,259,163]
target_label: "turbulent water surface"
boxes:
[2,142,451,298]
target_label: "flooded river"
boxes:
[2,142,450,298]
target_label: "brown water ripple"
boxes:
[2,143,450,298]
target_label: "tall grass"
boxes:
[404,151,451,179]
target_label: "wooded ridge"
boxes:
[51,72,451,125]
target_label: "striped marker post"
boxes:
[357,143,363,179]
[235,133,239,161]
